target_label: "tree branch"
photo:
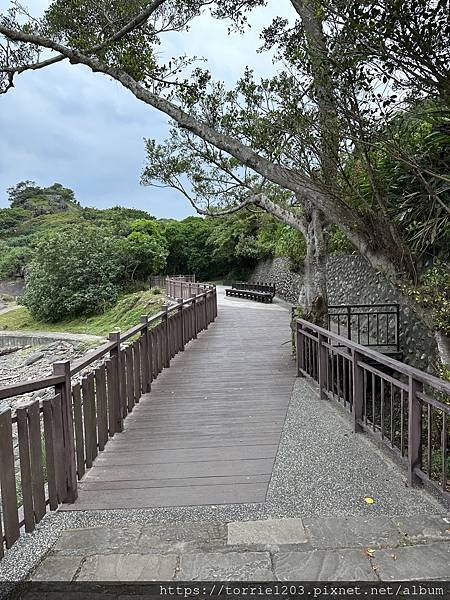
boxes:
[90,0,169,52]
[0,20,414,277]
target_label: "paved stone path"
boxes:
[28,516,450,582]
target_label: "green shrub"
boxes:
[402,261,450,335]
[274,226,306,270]
[0,243,30,278]
[22,226,122,321]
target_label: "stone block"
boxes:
[372,543,450,581]
[274,549,376,581]
[227,519,307,546]
[53,526,142,555]
[76,553,178,581]
[391,515,450,542]
[139,523,227,552]
[177,552,273,581]
[303,516,401,550]
[31,555,83,581]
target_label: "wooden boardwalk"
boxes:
[62,292,295,510]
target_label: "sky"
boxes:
[0,0,292,219]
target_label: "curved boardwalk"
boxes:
[63,289,295,510]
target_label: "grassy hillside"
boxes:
[0,289,165,337]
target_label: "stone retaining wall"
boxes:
[250,254,438,371]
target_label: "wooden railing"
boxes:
[328,303,400,352]
[150,274,196,289]
[166,276,214,301]
[0,287,217,558]
[296,318,450,504]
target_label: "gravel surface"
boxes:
[265,378,446,517]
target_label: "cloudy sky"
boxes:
[0,0,293,218]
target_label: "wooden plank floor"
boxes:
[62,294,295,510]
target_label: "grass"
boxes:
[0,288,165,337]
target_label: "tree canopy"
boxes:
[0,1,448,333]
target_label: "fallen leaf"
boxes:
[364,496,375,504]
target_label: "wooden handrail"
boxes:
[0,284,218,558]
[297,317,450,393]
[0,375,66,401]
[296,317,450,502]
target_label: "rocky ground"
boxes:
[0,338,104,482]
[0,341,89,411]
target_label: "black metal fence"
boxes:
[328,303,400,352]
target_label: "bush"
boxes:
[22,226,122,321]
[328,226,355,253]
[274,226,306,270]
[402,260,450,335]
[0,243,30,278]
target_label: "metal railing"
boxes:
[328,303,400,352]
[296,318,449,504]
[0,287,217,558]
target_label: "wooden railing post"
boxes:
[53,360,78,502]
[203,293,208,330]
[408,375,422,486]
[351,350,364,433]
[214,287,218,320]
[318,333,328,400]
[177,298,185,351]
[162,303,170,367]
[147,320,153,391]
[0,404,20,552]
[191,294,198,339]
[296,322,304,377]
[139,316,150,393]
[108,332,124,433]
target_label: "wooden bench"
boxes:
[225,282,275,304]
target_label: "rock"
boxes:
[45,355,60,364]
[24,352,45,366]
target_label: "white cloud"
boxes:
[0,0,294,218]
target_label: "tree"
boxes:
[0,2,448,343]
[0,242,29,278]
[0,206,31,234]
[117,219,168,280]
[22,226,122,321]
[7,181,79,215]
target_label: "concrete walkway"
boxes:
[1,288,449,586]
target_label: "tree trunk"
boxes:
[298,205,328,327]
[434,331,450,368]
